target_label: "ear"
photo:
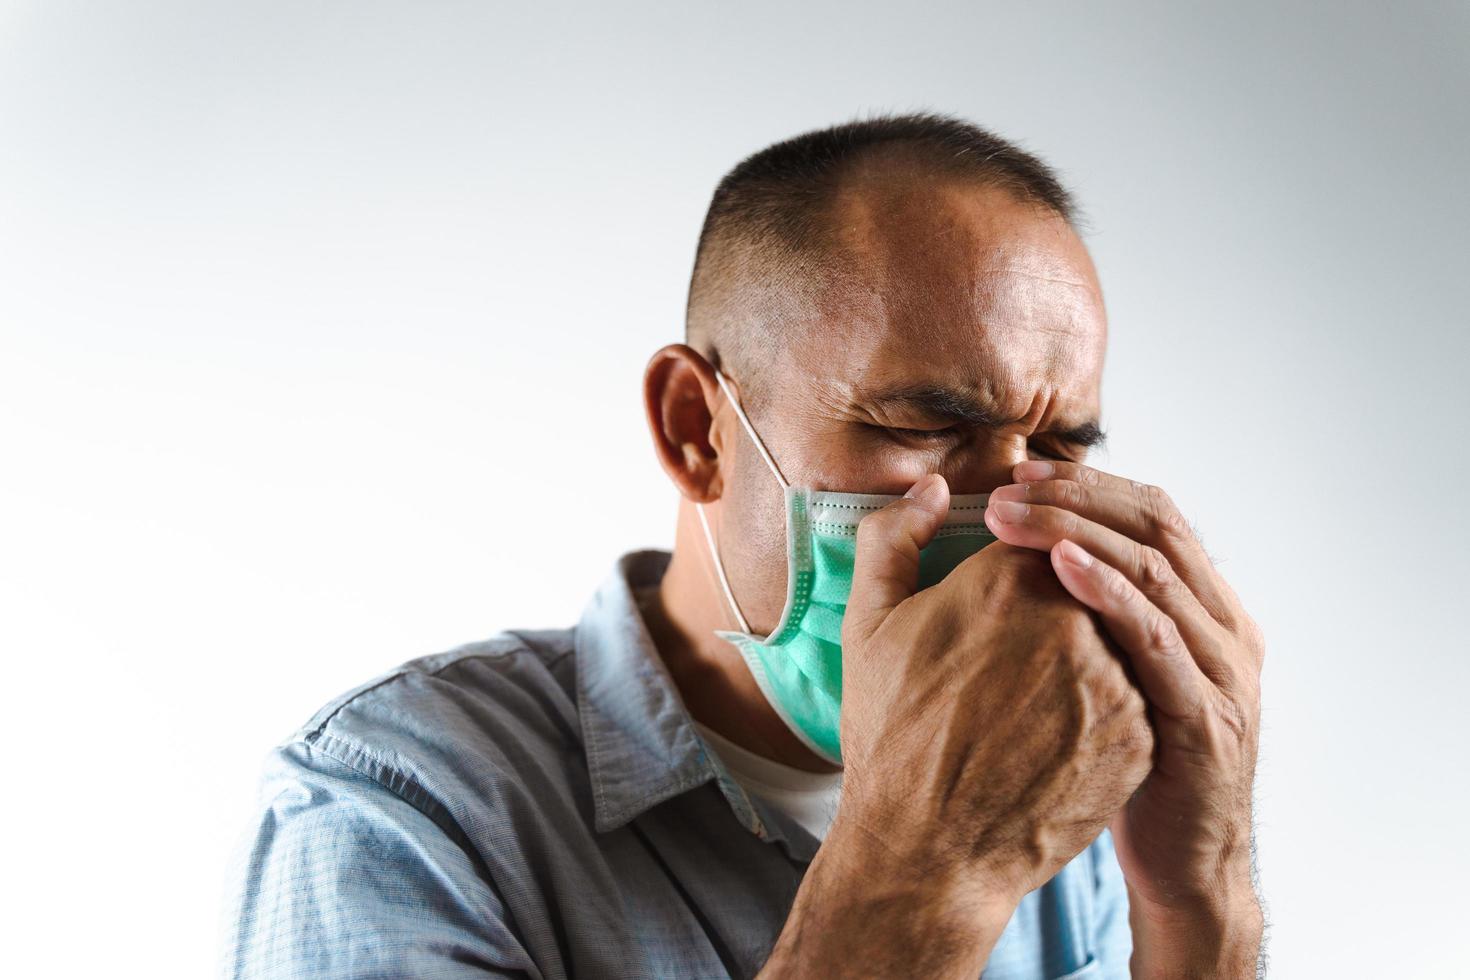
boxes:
[643,344,727,503]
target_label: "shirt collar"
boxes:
[574,550,819,862]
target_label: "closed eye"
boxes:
[884,425,960,442]
[873,424,1088,460]
[1027,440,1085,463]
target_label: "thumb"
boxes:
[844,473,950,642]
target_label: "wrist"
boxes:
[1129,883,1263,979]
[761,813,1020,979]
[824,806,1025,931]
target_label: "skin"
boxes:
[641,174,1264,976]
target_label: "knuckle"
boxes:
[1102,564,1136,605]
[1056,598,1097,633]
[1234,672,1262,710]
[1243,614,1267,662]
[1137,482,1193,542]
[1096,668,1154,756]
[1052,479,1087,510]
[1218,694,1258,743]
[1147,612,1182,655]
[1121,710,1156,757]
[1141,481,1172,510]
[1058,613,1103,653]
[968,542,1052,595]
[993,541,1050,574]
[1136,545,1178,596]
[1057,508,1085,537]
[1157,506,1194,542]
[1030,581,1097,638]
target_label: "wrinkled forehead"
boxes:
[789,180,1107,418]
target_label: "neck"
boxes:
[639,498,841,775]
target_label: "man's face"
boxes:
[715,179,1108,634]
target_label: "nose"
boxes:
[939,433,1029,495]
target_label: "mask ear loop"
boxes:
[695,369,789,634]
[711,370,789,489]
[695,504,751,634]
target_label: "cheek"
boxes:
[720,446,794,624]
[797,426,949,493]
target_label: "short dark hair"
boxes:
[685,112,1083,386]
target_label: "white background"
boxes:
[2,2,1466,976]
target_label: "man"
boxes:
[226,113,1265,978]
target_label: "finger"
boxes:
[843,473,950,643]
[984,498,1228,677]
[1004,461,1238,627]
[1050,538,1210,721]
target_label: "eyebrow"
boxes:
[868,385,1108,448]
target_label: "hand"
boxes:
[985,460,1265,971]
[760,473,1154,980]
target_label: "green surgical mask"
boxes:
[697,370,998,765]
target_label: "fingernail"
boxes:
[904,473,947,511]
[988,483,1028,502]
[1014,460,1054,481]
[988,500,1029,524]
[903,474,934,499]
[1056,539,1093,568]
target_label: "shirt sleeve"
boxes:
[223,737,540,980]
[1090,828,1134,975]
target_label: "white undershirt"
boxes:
[692,720,844,841]
[631,583,845,840]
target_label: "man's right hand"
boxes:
[761,473,1154,978]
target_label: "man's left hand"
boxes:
[984,460,1265,975]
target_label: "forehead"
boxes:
[791,179,1107,419]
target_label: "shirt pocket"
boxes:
[1051,958,1103,980]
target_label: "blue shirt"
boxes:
[224,550,1131,978]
